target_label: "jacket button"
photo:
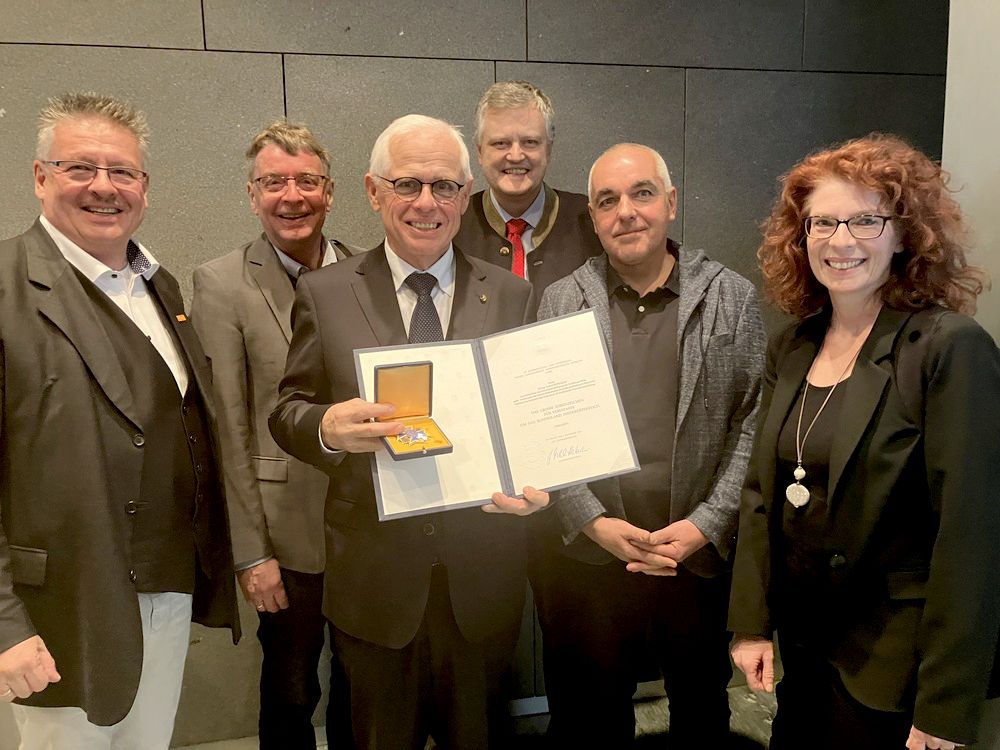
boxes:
[188,434,198,444]
[499,246,511,256]
[129,570,137,583]
[422,522,435,536]
[829,553,847,569]
[132,434,145,447]
[125,500,138,515]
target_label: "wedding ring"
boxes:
[255,602,265,610]
[0,687,13,698]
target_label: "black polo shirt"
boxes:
[607,244,680,531]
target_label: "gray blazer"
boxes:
[537,249,766,576]
[191,233,355,573]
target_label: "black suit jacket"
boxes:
[453,184,603,293]
[0,220,239,725]
[729,306,1000,744]
[269,244,534,649]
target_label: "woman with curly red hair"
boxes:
[728,134,1000,750]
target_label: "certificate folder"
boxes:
[354,309,638,521]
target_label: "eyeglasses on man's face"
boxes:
[804,214,893,240]
[376,176,465,204]
[252,173,330,194]
[44,160,148,188]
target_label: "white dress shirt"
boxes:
[383,239,456,338]
[39,215,189,395]
[272,237,339,277]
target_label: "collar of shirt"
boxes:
[607,239,681,301]
[384,239,456,300]
[271,237,338,277]
[39,214,159,283]
[489,186,545,231]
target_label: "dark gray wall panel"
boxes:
[204,0,524,59]
[496,61,686,235]
[804,1,949,74]
[0,44,284,300]
[683,68,946,304]
[0,1,204,48]
[528,0,803,69]
[284,55,494,250]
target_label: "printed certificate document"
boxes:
[355,310,638,520]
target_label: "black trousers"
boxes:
[770,639,914,750]
[534,551,733,748]
[332,565,518,750]
[256,568,351,750]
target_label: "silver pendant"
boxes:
[786,482,810,508]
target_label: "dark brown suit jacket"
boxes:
[0,220,239,725]
[192,233,354,573]
[729,306,1000,744]
[453,184,603,293]
[269,244,534,649]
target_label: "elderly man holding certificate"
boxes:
[269,114,550,749]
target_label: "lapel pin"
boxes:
[176,314,188,322]
[479,294,488,304]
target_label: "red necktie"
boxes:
[505,218,529,279]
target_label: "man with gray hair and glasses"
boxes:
[270,113,549,747]
[192,120,356,749]
[0,92,238,748]
[455,80,602,292]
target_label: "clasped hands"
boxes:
[320,399,548,515]
[582,516,709,576]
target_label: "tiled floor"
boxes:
[176,686,776,749]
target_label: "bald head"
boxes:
[588,143,672,202]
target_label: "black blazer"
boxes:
[0,221,239,725]
[729,306,1000,744]
[269,244,535,649]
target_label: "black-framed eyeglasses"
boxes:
[376,176,465,203]
[43,160,148,187]
[252,173,330,194]
[804,214,893,240]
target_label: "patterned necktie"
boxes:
[404,272,443,343]
[126,241,151,275]
[505,218,529,279]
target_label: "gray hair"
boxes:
[368,114,472,182]
[246,119,331,181]
[37,92,150,163]
[588,143,673,201]
[474,81,555,146]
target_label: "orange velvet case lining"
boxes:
[375,362,453,460]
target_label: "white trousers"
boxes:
[12,592,193,750]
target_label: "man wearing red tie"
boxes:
[454,80,603,293]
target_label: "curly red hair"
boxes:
[758,133,988,318]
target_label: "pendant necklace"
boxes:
[785,338,866,509]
